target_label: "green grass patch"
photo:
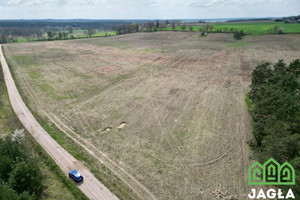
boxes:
[245,93,253,113]
[29,70,41,79]
[0,64,24,137]
[93,31,116,37]
[97,42,130,49]
[12,55,35,67]
[195,22,300,35]
[114,73,134,82]
[226,41,251,48]
[163,22,300,35]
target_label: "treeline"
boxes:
[0,137,44,200]
[248,59,300,195]
[113,20,179,35]
[0,19,136,44]
[0,20,134,29]
[0,27,43,43]
[113,20,246,40]
[274,15,300,23]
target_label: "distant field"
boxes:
[166,22,300,35]
[4,33,300,199]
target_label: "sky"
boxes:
[0,0,299,19]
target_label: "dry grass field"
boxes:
[4,32,300,199]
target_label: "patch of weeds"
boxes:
[226,41,251,48]
[29,70,41,79]
[113,73,134,83]
[12,55,34,67]
[132,96,145,101]
[245,93,253,114]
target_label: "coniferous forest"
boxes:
[248,59,300,194]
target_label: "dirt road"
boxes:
[0,45,119,200]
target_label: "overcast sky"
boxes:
[0,0,299,19]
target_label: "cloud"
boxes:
[0,0,299,19]
[143,1,157,7]
[0,0,106,6]
[25,0,52,6]
[8,0,23,5]
[184,0,272,8]
[56,0,107,6]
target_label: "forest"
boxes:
[248,59,300,195]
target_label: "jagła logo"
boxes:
[248,158,296,199]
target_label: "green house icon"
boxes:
[248,158,295,185]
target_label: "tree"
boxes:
[171,21,176,31]
[233,30,244,40]
[204,24,210,32]
[209,24,214,32]
[66,25,73,33]
[130,23,138,33]
[224,27,228,32]
[62,32,68,39]
[8,160,44,196]
[189,26,193,32]
[147,21,155,32]
[156,20,159,29]
[46,31,53,40]
[181,24,186,31]
[278,28,284,34]
[249,62,272,101]
[0,34,7,44]
[0,138,44,199]
[159,22,166,31]
[58,32,63,40]
[273,25,279,33]
[0,183,33,200]
[87,28,95,38]
[165,19,169,25]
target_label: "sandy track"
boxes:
[0,45,119,200]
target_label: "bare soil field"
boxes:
[4,32,300,199]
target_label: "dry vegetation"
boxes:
[4,32,300,199]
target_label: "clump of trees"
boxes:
[233,30,244,39]
[248,59,300,195]
[85,28,96,38]
[0,33,17,44]
[114,23,140,35]
[0,27,44,43]
[47,31,69,40]
[0,137,44,200]
[267,25,284,34]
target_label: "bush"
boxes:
[234,30,244,40]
